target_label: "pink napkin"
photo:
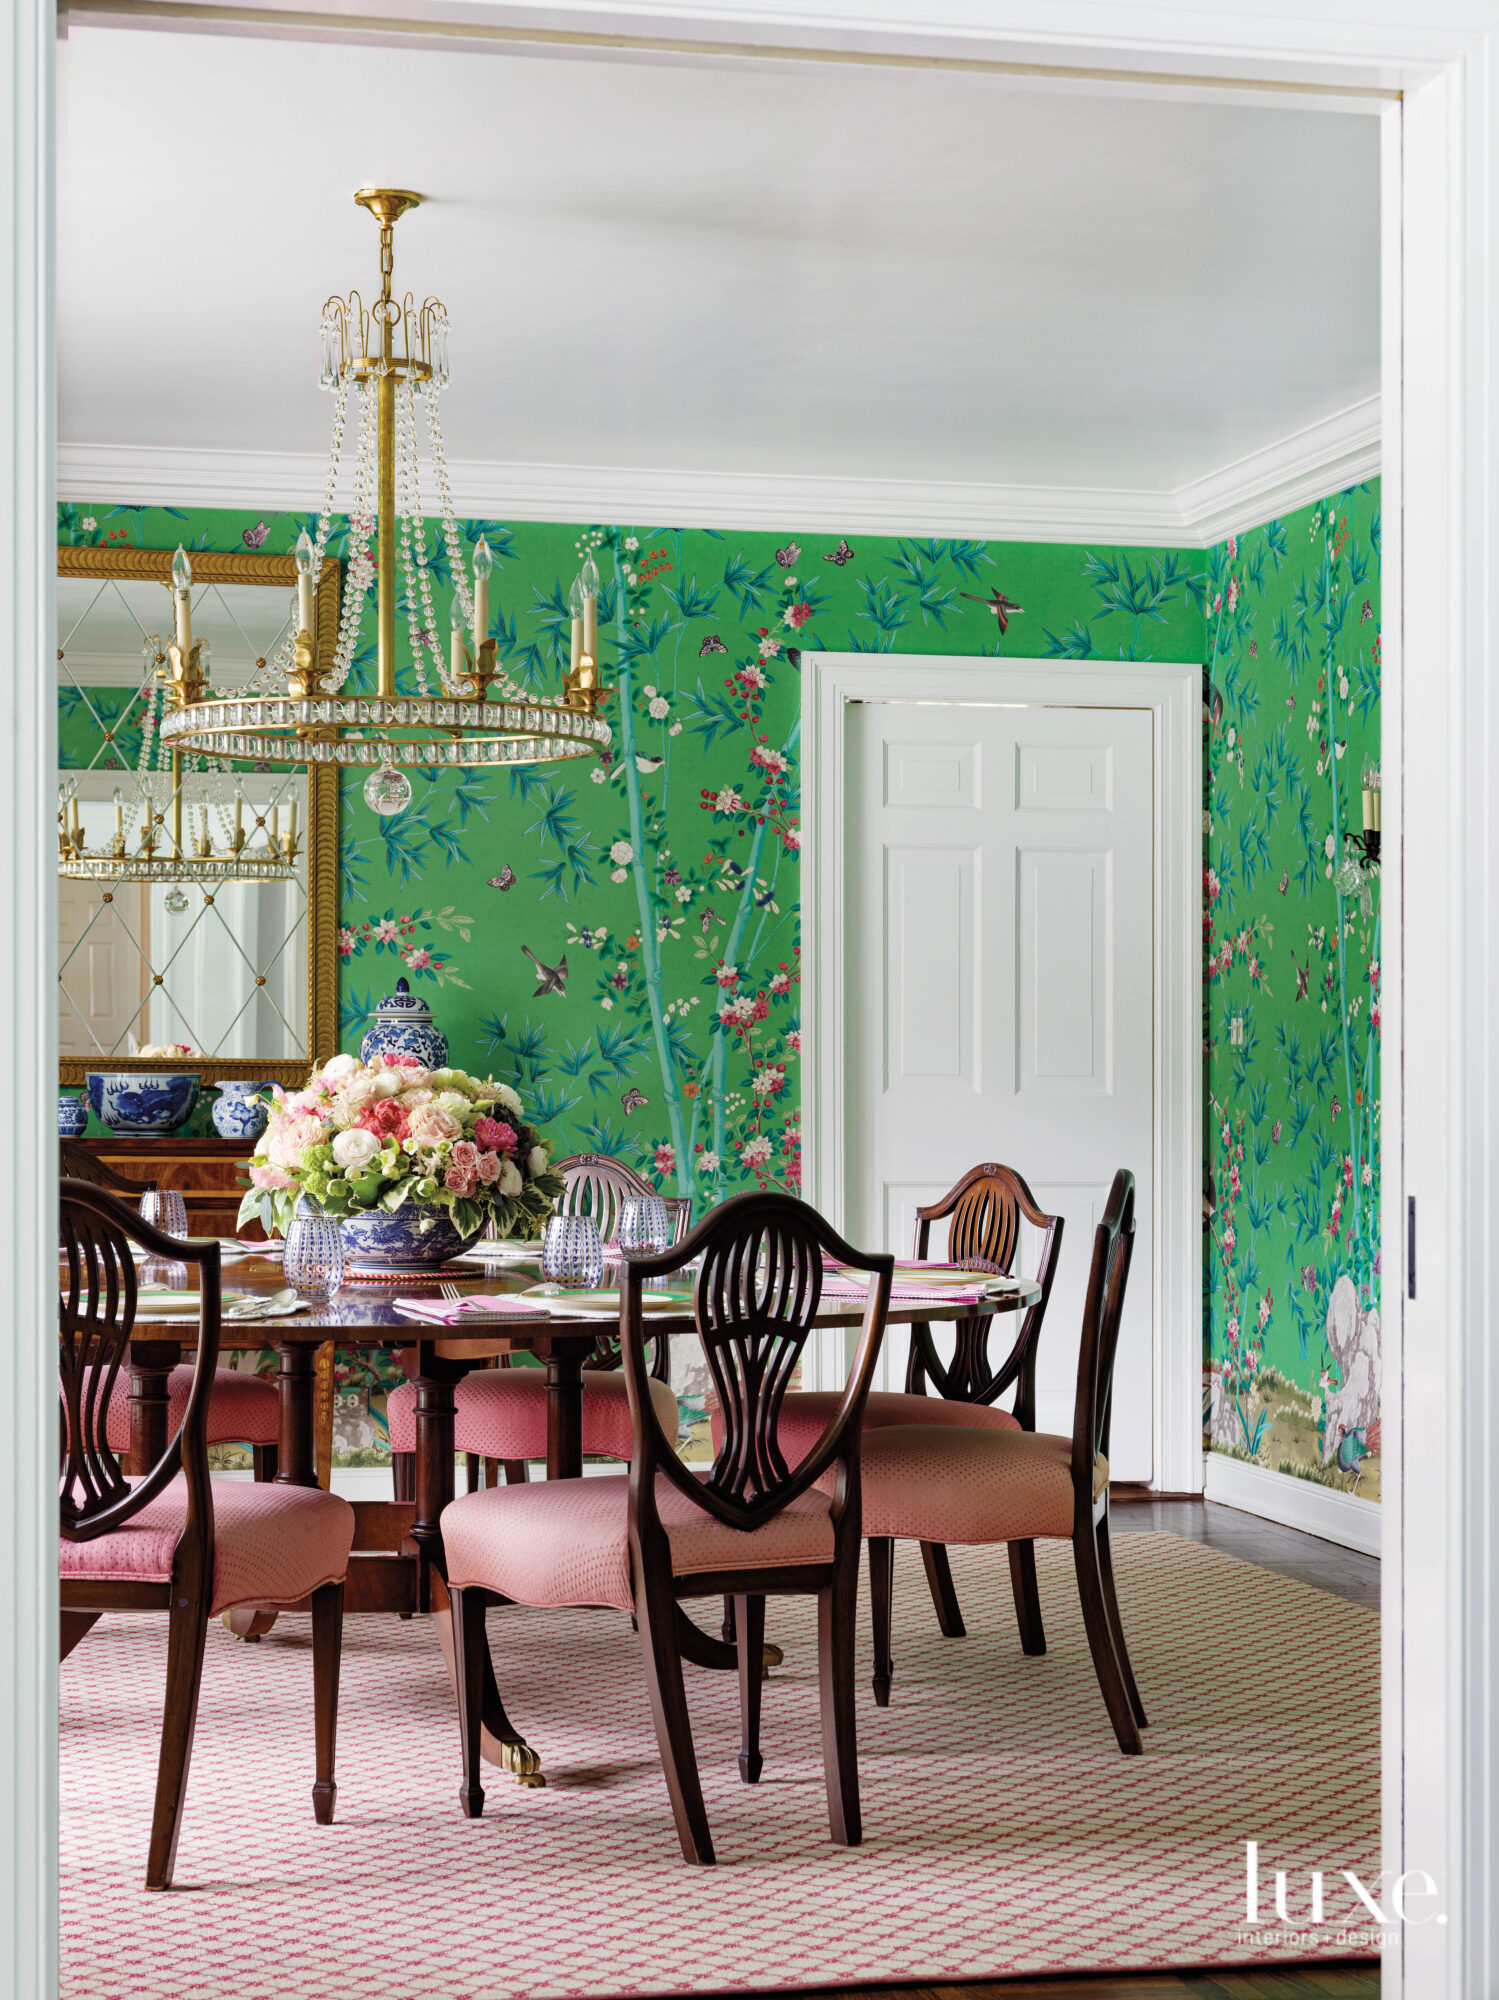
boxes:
[393,1294,549,1324]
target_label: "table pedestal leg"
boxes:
[274,1343,319,1487]
[429,1576,545,1782]
[127,1342,179,1476]
[412,1348,462,1614]
[545,1351,584,1481]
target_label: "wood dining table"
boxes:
[119,1250,1042,1780]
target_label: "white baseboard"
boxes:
[1204,1449,1382,1557]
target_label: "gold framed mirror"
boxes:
[56,545,340,1089]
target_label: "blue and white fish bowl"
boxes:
[212,1079,274,1143]
[57,1094,89,1138]
[338,1202,483,1277]
[359,977,449,1072]
[85,1071,200,1135]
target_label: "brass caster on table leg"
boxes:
[500,1737,546,1788]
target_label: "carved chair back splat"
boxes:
[58,1139,158,1199]
[907,1162,1063,1429]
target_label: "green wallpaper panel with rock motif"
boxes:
[58,492,1379,1491]
[1201,487,1382,1498]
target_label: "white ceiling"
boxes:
[58,22,1380,524]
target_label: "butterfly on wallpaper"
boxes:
[487,866,517,891]
[1278,870,1289,895]
[824,539,855,566]
[1272,1119,1283,1145]
[698,635,728,657]
[241,520,270,549]
[521,945,567,997]
[775,541,801,568]
[621,1088,648,1113]
[1330,1093,1341,1120]
[1291,951,1310,1001]
[960,587,1024,636]
[1361,599,1374,624]
[1248,641,1258,659]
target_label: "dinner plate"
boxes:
[529,1286,693,1316]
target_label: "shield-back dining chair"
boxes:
[762,1163,1062,1675]
[440,1191,894,1864]
[848,1168,1147,1753]
[387,1154,691,1494]
[60,1145,282,1480]
[58,1178,356,1888]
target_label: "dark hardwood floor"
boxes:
[734,1500,1380,2000]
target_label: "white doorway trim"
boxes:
[802,652,1202,1498]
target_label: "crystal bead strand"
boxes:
[425,384,528,704]
[394,381,438,698]
[329,382,377,690]
[249,380,351,695]
[397,380,461,697]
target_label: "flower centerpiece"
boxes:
[236,1051,564,1275]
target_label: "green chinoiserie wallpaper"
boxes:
[57,490,1379,1491]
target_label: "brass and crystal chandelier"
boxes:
[58,546,299,891]
[161,187,611,814]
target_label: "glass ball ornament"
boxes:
[163,887,190,914]
[364,762,413,816]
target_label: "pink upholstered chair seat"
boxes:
[847,1425,1109,1544]
[442,1471,835,1614]
[96,1364,279,1452]
[59,1477,355,1618]
[774,1388,1020,1467]
[386,1367,679,1462]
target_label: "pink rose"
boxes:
[408,1105,462,1148]
[444,1166,476,1196]
[475,1150,501,1184]
[266,1113,324,1172]
[474,1115,518,1155]
[449,1140,479,1172]
[357,1099,409,1142]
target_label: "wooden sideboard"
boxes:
[70,1137,264,1239]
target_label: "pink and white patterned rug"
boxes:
[60,1532,1379,1999]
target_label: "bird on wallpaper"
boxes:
[622,1088,648,1113]
[241,520,270,549]
[487,866,517,891]
[1278,870,1289,895]
[699,635,728,657]
[961,587,1024,636]
[1205,682,1224,732]
[1272,1119,1283,1145]
[521,945,567,997]
[1333,1424,1371,1491]
[1291,951,1310,1001]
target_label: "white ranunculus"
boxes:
[434,1090,470,1119]
[342,1075,380,1112]
[331,1127,380,1172]
[498,1158,523,1197]
[321,1052,359,1083]
[527,1145,549,1178]
[494,1084,523,1118]
[370,1069,405,1099]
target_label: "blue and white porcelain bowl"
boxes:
[212,1079,274,1142]
[338,1202,483,1277]
[360,977,449,1071]
[57,1094,89,1138]
[85,1071,200,1135]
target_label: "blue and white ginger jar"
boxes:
[360,977,449,1071]
[57,1094,88,1138]
[212,1079,274,1142]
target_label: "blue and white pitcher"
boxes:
[212,1079,274,1142]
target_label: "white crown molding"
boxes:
[1204,1447,1382,1558]
[57,397,1380,550]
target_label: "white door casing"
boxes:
[804,654,1201,1496]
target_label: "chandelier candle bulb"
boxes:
[113,788,122,837]
[569,574,584,678]
[580,549,599,667]
[287,797,298,855]
[1362,764,1381,834]
[450,606,466,682]
[473,536,492,653]
[233,780,244,850]
[295,530,316,635]
[171,546,193,656]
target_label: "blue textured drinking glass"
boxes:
[541,1213,604,1288]
[284,1200,344,1305]
[618,1194,673,1255]
[138,1189,188,1241]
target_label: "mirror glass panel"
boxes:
[58,571,312,1064]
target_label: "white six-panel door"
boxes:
[842,699,1156,1479]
